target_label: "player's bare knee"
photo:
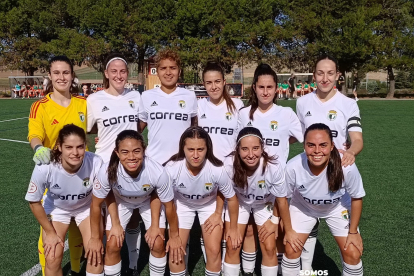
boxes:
[342,246,361,265]
[105,238,121,255]
[284,242,299,259]
[45,255,62,270]
[206,243,221,259]
[245,224,255,238]
[261,240,276,259]
[151,238,166,256]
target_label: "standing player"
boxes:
[282,123,364,276]
[87,53,142,275]
[87,130,184,276]
[237,64,303,275]
[296,54,363,272]
[139,49,198,165]
[163,126,241,276]
[28,55,86,276]
[223,127,303,276]
[25,124,104,276]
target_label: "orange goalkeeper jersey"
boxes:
[28,93,87,149]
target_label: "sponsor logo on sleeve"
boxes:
[28,182,38,193]
[93,178,101,190]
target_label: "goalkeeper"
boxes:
[28,55,87,276]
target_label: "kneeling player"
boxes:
[282,123,365,276]
[223,127,302,276]
[163,126,241,276]
[87,130,184,276]
[25,124,104,276]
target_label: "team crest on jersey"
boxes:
[83,177,90,187]
[341,210,349,220]
[142,184,151,192]
[225,112,232,121]
[270,121,278,131]
[328,110,337,121]
[265,202,273,212]
[258,180,266,189]
[28,182,37,193]
[78,112,85,122]
[129,100,135,109]
[205,183,213,191]
[179,100,186,109]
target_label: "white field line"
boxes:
[0,138,29,144]
[0,117,28,123]
[20,240,69,276]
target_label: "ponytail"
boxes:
[107,151,120,184]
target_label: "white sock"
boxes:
[104,261,122,276]
[261,264,278,276]
[200,237,207,263]
[281,255,300,276]
[301,225,318,270]
[149,253,167,276]
[221,240,227,271]
[343,260,363,276]
[241,250,256,273]
[184,238,190,266]
[205,268,221,276]
[126,225,141,269]
[223,262,240,276]
[86,272,104,276]
[171,270,186,276]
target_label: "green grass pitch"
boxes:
[0,98,412,275]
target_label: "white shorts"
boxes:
[290,202,355,237]
[225,202,273,226]
[106,201,166,231]
[175,199,222,229]
[45,205,90,226]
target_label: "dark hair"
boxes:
[155,48,181,69]
[304,123,344,192]
[46,55,79,94]
[103,53,128,89]
[50,124,86,163]
[202,62,236,114]
[248,64,278,120]
[314,54,339,72]
[230,127,275,189]
[107,130,146,184]
[163,126,222,167]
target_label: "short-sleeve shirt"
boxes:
[237,104,303,163]
[197,97,244,160]
[138,87,197,164]
[296,91,362,151]
[87,89,141,162]
[93,157,174,208]
[25,152,103,211]
[286,152,365,217]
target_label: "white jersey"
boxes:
[93,157,174,209]
[164,159,235,207]
[87,89,141,162]
[139,87,197,164]
[25,152,103,211]
[224,156,287,208]
[237,104,303,163]
[286,152,365,216]
[296,91,362,151]
[197,97,244,160]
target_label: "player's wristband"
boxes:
[34,144,42,152]
[270,215,280,225]
[348,231,359,234]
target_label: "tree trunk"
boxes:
[386,65,395,98]
[137,50,145,85]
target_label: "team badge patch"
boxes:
[78,112,85,122]
[142,184,151,192]
[179,100,186,109]
[28,182,37,193]
[341,210,349,220]
[265,202,273,213]
[270,120,278,131]
[225,112,232,121]
[83,177,90,187]
[205,183,213,191]
[129,100,135,109]
[328,110,337,121]
[258,180,266,189]
[93,178,101,190]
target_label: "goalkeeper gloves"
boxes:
[33,145,51,165]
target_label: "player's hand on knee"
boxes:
[226,226,242,249]
[43,232,64,259]
[145,226,165,250]
[166,234,185,265]
[33,146,51,165]
[344,232,363,256]
[107,223,125,248]
[283,230,303,253]
[85,237,104,266]
[259,219,278,242]
[204,212,223,235]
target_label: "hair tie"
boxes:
[237,134,263,144]
[105,57,127,70]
